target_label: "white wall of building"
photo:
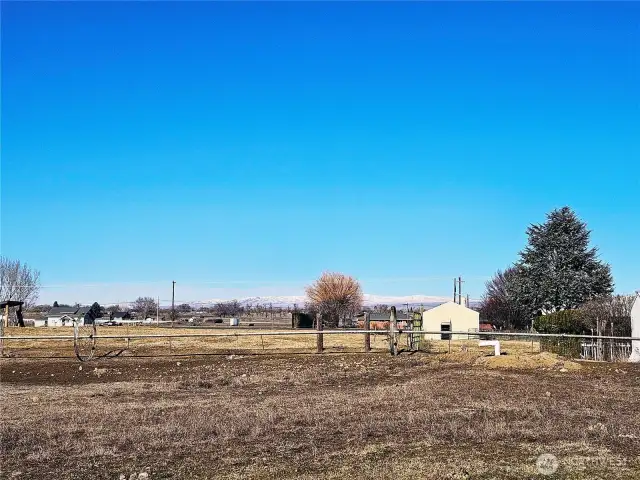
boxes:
[422,301,480,340]
[47,315,75,327]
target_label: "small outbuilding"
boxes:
[422,302,480,340]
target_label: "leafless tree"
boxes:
[306,272,363,328]
[177,303,192,313]
[371,304,391,313]
[213,300,242,317]
[479,267,529,330]
[132,296,158,319]
[0,256,41,307]
[579,295,635,337]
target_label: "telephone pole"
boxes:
[171,281,176,324]
[453,278,457,303]
[458,276,463,305]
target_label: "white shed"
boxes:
[422,301,480,340]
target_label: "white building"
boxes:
[422,301,480,340]
[46,306,96,327]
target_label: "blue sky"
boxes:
[1,2,638,305]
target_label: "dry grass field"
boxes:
[0,326,544,358]
[1,327,639,479]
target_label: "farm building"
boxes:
[422,301,480,340]
[46,306,97,327]
[111,311,131,322]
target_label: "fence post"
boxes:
[316,313,323,353]
[364,312,371,352]
[390,307,398,356]
[0,309,4,357]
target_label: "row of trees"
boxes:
[0,251,366,327]
[479,207,615,330]
[2,207,625,333]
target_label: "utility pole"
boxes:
[171,281,176,325]
[466,293,470,308]
[453,278,457,303]
[156,296,160,324]
[458,276,463,305]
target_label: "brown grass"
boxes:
[1,326,395,358]
[3,327,546,361]
[1,353,640,479]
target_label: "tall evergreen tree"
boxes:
[516,207,613,315]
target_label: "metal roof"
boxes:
[47,306,78,316]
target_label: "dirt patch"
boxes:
[475,351,583,371]
[2,354,640,479]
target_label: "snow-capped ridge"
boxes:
[191,294,455,308]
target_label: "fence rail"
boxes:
[2,330,640,341]
[1,328,638,362]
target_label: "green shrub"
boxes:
[534,310,587,358]
[533,310,586,335]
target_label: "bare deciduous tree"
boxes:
[479,267,529,330]
[579,295,635,337]
[306,272,363,328]
[132,296,158,319]
[213,300,242,318]
[106,305,121,314]
[0,256,41,307]
[177,303,192,313]
[371,304,391,313]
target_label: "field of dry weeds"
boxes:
[0,326,543,358]
[1,346,640,479]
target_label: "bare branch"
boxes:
[0,256,41,307]
[305,272,363,328]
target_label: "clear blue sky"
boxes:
[1,2,638,305]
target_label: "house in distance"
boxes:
[45,305,98,327]
[111,311,132,322]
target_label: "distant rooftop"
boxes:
[47,306,78,316]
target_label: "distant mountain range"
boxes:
[188,294,473,309]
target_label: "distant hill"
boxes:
[188,294,478,309]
